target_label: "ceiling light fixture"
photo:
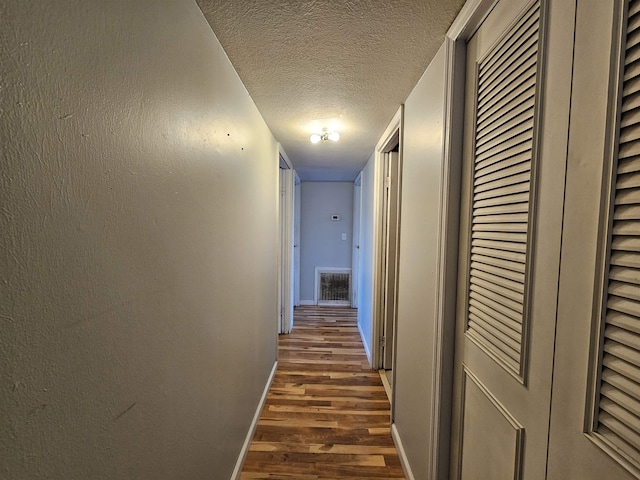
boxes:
[310,128,340,144]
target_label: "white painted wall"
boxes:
[0,1,278,478]
[357,155,377,364]
[393,44,447,480]
[299,182,354,303]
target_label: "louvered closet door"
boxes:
[450,0,576,478]
[547,0,640,478]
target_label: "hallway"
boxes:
[240,306,405,479]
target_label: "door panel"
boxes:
[382,151,401,370]
[450,0,575,478]
[548,1,638,478]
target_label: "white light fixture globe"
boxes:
[310,128,340,144]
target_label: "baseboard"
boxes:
[357,321,372,368]
[391,423,416,480]
[230,361,277,480]
[299,300,316,306]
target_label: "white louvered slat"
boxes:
[477,100,535,143]
[620,106,640,128]
[470,282,524,313]
[477,77,536,125]
[479,4,539,79]
[623,74,640,98]
[470,260,525,284]
[601,368,640,401]
[472,276,524,303]
[480,42,537,99]
[478,51,538,111]
[471,246,526,264]
[625,57,640,81]
[472,232,527,247]
[618,123,640,143]
[599,410,640,451]
[603,354,640,385]
[614,204,640,220]
[475,130,533,165]
[475,115,534,156]
[472,237,527,253]
[626,46,640,69]
[611,236,640,252]
[473,181,530,203]
[613,220,640,236]
[464,2,540,377]
[601,383,640,418]
[469,303,522,337]
[471,267,525,293]
[617,156,640,174]
[474,150,531,179]
[622,92,640,113]
[473,202,529,217]
[475,162,531,190]
[476,150,531,179]
[474,192,531,209]
[468,318,521,361]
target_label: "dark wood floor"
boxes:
[240,305,405,479]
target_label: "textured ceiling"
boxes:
[197,0,466,181]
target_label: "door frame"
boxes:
[427,1,501,479]
[293,172,301,307]
[371,107,403,374]
[352,173,362,308]
[278,146,295,334]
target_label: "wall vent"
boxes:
[316,268,351,305]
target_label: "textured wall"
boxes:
[393,44,447,480]
[0,1,278,478]
[299,182,354,302]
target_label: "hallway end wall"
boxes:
[0,1,278,478]
[299,182,354,304]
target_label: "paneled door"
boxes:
[449,0,575,478]
[548,1,639,478]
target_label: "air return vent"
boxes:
[316,268,351,305]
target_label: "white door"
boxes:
[352,175,362,308]
[278,165,294,334]
[278,167,285,334]
[293,178,301,307]
[382,150,401,370]
[449,0,575,478]
[547,1,639,478]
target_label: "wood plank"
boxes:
[241,306,405,479]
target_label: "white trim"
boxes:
[278,143,293,169]
[446,0,499,39]
[230,361,278,480]
[299,299,315,306]
[429,2,501,480]
[392,423,416,480]
[277,145,295,334]
[358,320,372,367]
[372,106,403,370]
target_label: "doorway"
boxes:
[278,152,294,334]
[372,108,403,409]
[352,173,362,309]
